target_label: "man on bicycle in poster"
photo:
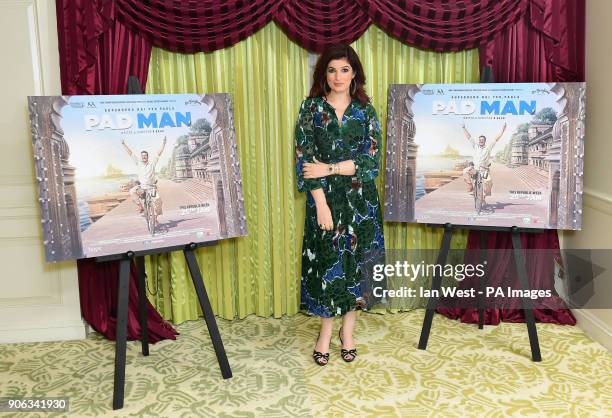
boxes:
[461,122,506,206]
[121,137,166,224]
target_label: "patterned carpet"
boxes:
[1,311,611,417]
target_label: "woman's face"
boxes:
[325,58,354,95]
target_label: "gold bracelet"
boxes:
[333,163,340,175]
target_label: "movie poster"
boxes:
[28,94,247,262]
[384,83,586,230]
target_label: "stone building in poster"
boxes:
[384,84,421,222]
[28,96,83,262]
[167,94,246,238]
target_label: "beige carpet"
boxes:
[0,311,611,417]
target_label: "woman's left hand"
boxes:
[303,157,330,179]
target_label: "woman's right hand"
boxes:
[316,203,334,231]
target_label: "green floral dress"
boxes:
[295,96,385,317]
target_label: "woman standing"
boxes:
[295,44,385,365]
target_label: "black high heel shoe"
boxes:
[338,327,357,362]
[312,333,331,366]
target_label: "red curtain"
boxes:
[56,0,152,95]
[480,0,585,82]
[437,233,577,325]
[78,259,178,342]
[57,0,586,94]
[56,0,176,342]
[436,0,585,326]
[57,1,584,94]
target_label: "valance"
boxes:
[274,0,371,53]
[58,0,532,57]
[116,0,282,53]
[58,0,561,94]
[356,0,528,52]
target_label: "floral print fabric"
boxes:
[295,96,385,317]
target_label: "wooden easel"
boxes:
[99,77,232,410]
[417,223,542,362]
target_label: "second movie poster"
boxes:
[384,82,586,230]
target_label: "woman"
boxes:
[294,44,385,366]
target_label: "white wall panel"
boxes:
[0,0,86,343]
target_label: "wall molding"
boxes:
[0,322,85,344]
[583,188,612,215]
[3,0,36,6]
[572,309,612,352]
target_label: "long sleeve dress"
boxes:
[295,96,385,317]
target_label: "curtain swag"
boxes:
[57,0,585,95]
[61,0,529,54]
[355,0,528,52]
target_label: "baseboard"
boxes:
[0,322,87,344]
[572,309,612,351]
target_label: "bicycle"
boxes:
[138,184,158,235]
[471,164,490,215]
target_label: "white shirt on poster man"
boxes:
[120,137,166,186]
[462,123,507,169]
[468,136,496,169]
[460,123,506,198]
[121,137,166,215]
[131,153,160,186]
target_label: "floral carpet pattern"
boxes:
[0,311,610,417]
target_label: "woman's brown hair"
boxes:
[308,44,369,105]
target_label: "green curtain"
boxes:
[144,23,480,323]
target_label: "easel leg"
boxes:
[113,258,131,410]
[511,229,542,362]
[184,247,232,378]
[419,224,454,350]
[478,230,486,329]
[136,256,149,356]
